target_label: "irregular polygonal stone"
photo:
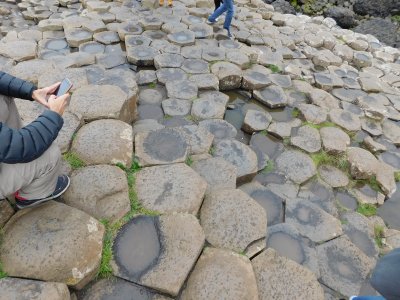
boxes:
[162,98,191,116]
[316,235,375,297]
[72,119,133,167]
[329,109,361,131]
[202,47,225,62]
[290,125,321,153]
[211,61,242,91]
[63,165,130,222]
[93,31,120,45]
[332,88,366,103]
[132,119,165,138]
[189,73,219,90]
[352,184,385,205]
[269,74,292,88]
[118,22,143,40]
[199,119,237,142]
[276,150,316,184]
[189,23,213,38]
[135,128,188,166]
[242,68,271,90]
[286,198,342,243]
[191,157,236,194]
[0,40,36,62]
[309,88,340,109]
[382,120,400,146]
[313,49,342,67]
[181,247,258,300]
[252,248,324,300]
[0,278,70,300]
[65,28,93,47]
[213,139,258,182]
[268,119,302,139]
[156,68,188,84]
[10,59,56,84]
[361,118,383,136]
[254,85,287,108]
[240,182,284,226]
[347,147,378,179]
[266,223,320,277]
[226,50,250,69]
[191,96,226,120]
[125,35,152,47]
[181,58,209,74]
[154,53,184,69]
[296,103,327,124]
[127,46,159,66]
[69,85,137,123]
[320,126,350,154]
[376,161,397,197]
[242,109,272,133]
[0,202,104,289]
[139,16,163,30]
[137,70,157,85]
[139,88,164,106]
[178,125,214,155]
[112,214,204,296]
[201,188,266,252]
[166,79,198,100]
[353,51,373,68]
[136,163,207,214]
[167,30,195,46]
[318,165,349,188]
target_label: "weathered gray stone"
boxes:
[0,278,70,300]
[63,165,130,222]
[137,70,157,85]
[268,119,302,139]
[181,248,258,300]
[191,157,237,194]
[213,139,258,182]
[93,31,120,45]
[181,58,209,74]
[329,109,361,132]
[0,40,37,62]
[353,51,373,68]
[242,109,272,133]
[286,198,342,243]
[136,163,207,214]
[309,88,340,109]
[252,249,324,300]
[312,49,342,67]
[296,103,327,124]
[178,125,214,155]
[10,59,56,84]
[154,53,184,69]
[318,165,349,188]
[167,30,195,46]
[71,119,133,167]
[0,200,14,228]
[191,96,226,120]
[352,184,385,205]
[253,85,287,108]
[290,125,321,153]
[162,98,191,116]
[166,79,198,100]
[316,235,375,297]
[117,22,143,40]
[156,68,188,84]
[65,28,93,47]
[382,119,400,146]
[276,150,316,184]
[320,126,350,154]
[139,88,164,106]
[211,61,242,91]
[200,188,266,252]
[361,118,383,136]
[112,214,204,296]
[127,46,159,66]
[188,73,219,90]
[69,85,137,123]
[135,128,188,166]
[0,202,104,289]
[347,147,378,179]
[376,161,397,197]
[242,67,271,90]
[363,136,387,153]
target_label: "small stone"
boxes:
[309,88,340,109]
[0,200,14,228]
[382,120,400,146]
[347,147,379,179]
[253,85,288,108]
[199,119,237,142]
[162,98,191,116]
[353,51,373,68]
[0,40,37,62]
[320,126,350,154]
[242,109,272,133]
[242,68,271,90]
[188,73,219,90]
[65,28,93,48]
[211,61,242,91]
[127,46,159,66]
[363,136,387,153]
[268,119,302,139]
[178,125,214,155]
[318,165,349,188]
[154,53,184,69]
[167,30,195,46]
[93,31,120,45]
[290,125,321,153]
[276,150,316,184]
[313,49,342,67]
[191,97,226,120]
[361,118,383,136]
[156,68,188,84]
[252,249,324,300]
[376,162,397,197]
[166,80,198,100]
[296,103,327,124]
[329,109,361,131]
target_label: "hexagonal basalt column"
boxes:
[135,128,189,166]
[127,45,159,66]
[275,150,316,184]
[65,28,93,47]
[181,58,209,74]
[118,22,143,40]
[0,40,37,62]
[253,85,288,108]
[154,53,184,69]
[69,85,137,123]
[166,79,198,100]
[135,163,207,214]
[125,35,152,47]
[71,119,133,167]
[167,30,195,46]
[93,30,120,45]
[156,68,188,84]
[211,61,242,91]
[189,23,213,39]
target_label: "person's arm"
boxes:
[0,71,36,101]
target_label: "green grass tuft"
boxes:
[185,156,194,166]
[303,121,336,130]
[0,262,7,279]
[267,64,281,73]
[262,160,275,174]
[353,176,383,194]
[374,225,385,248]
[391,15,400,23]
[148,82,156,88]
[291,108,300,118]
[63,152,86,170]
[310,150,349,172]
[395,171,400,182]
[164,114,173,120]
[357,203,377,217]
[209,146,216,156]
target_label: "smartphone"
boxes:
[55,78,73,97]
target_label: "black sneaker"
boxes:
[15,175,71,209]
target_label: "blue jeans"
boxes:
[208,0,234,32]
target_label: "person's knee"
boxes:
[42,143,62,169]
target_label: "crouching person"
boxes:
[0,71,70,209]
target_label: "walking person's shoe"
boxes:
[168,2,173,7]
[15,175,71,209]
[159,0,164,6]
[206,18,216,25]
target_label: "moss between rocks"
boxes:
[310,150,349,173]
[63,152,86,170]
[374,225,385,248]
[261,160,275,174]
[97,159,159,279]
[357,203,377,217]
[185,155,194,166]
[391,15,400,23]
[302,121,337,130]
[394,171,400,182]
[267,64,281,73]
[0,230,6,279]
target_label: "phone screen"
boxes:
[56,79,72,97]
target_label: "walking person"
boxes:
[0,71,70,209]
[213,0,223,11]
[207,0,235,39]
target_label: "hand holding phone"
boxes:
[55,78,73,97]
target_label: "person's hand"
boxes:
[31,82,61,108]
[48,93,70,116]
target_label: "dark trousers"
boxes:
[214,0,222,11]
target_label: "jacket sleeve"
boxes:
[0,110,63,164]
[0,71,36,101]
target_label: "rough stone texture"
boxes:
[181,247,259,300]
[213,139,258,182]
[0,278,70,300]
[210,61,242,91]
[347,147,379,179]
[71,119,133,167]
[318,165,349,188]
[242,109,272,133]
[0,40,36,62]
[135,128,188,166]
[329,109,361,132]
[166,79,198,100]
[0,200,14,228]
[112,214,204,296]
[382,120,400,146]
[191,157,237,194]
[135,163,207,214]
[191,96,226,120]
[253,85,288,108]
[316,235,375,297]
[275,150,316,184]
[290,125,321,153]
[320,126,350,154]
[199,119,237,142]
[177,125,214,155]
[0,202,104,289]
[79,277,171,300]
[285,198,342,243]
[63,165,130,222]
[200,189,267,252]
[252,249,324,300]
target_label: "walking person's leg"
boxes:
[208,0,227,23]
[214,0,221,11]
[223,0,234,37]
